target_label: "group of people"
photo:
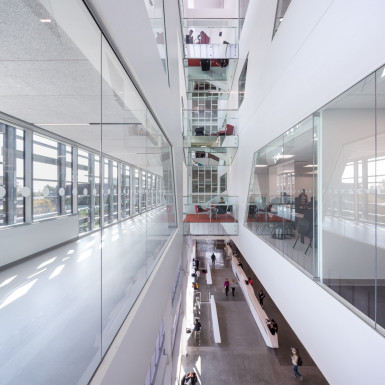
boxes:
[223,278,238,296]
[185,29,210,44]
[186,251,305,383]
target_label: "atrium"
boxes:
[0,1,385,384]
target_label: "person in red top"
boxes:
[224,278,230,296]
[248,277,254,286]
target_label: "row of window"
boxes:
[0,123,165,234]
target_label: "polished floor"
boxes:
[0,208,173,385]
[181,240,329,385]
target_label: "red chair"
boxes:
[211,124,234,136]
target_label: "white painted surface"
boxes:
[205,263,212,285]
[229,0,385,384]
[210,295,221,343]
[0,215,78,267]
[231,256,278,348]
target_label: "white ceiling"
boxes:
[0,0,170,170]
[188,0,225,10]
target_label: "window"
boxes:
[273,0,292,37]
[134,168,140,214]
[141,171,147,211]
[33,135,59,221]
[0,125,25,225]
[144,0,169,78]
[103,159,118,225]
[121,164,130,218]
[238,57,248,107]
[78,150,91,233]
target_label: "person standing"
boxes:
[211,252,216,266]
[231,279,238,296]
[248,277,254,286]
[258,289,266,308]
[185,29,194,44]
[193,318,201,338]
[195,259,200,270]
[224,278,230,296]
[290,347,303,381]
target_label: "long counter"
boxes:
[231,255,279,348]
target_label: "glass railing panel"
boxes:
[182,19,238,59]
[376,65,385,330]
[0,1,178,384]
[320,73,376,325]
[144,0,169,77]
[184,59,238,89]
[183,109,238,138]
[0,1,103,384]
[183,196,238,235]
[245,65,385,333]
[184,147,238,167]
[101,39,177,355]
[280,117,315,275]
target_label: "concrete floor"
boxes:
[181,240,329,385]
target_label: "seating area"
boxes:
[184,204,236,223]
[194,123,235,137]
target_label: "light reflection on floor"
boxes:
[0,206,173,385]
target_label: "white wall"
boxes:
[84,0,185,384]
[0,215,78,267]
[230,0,385,384]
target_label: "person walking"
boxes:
[248,277,254,286]
[193,318,201,338]
[231,279,238,296]
[224,278,230,296]
[211,252,216,266]
[290,347,303,381]
[258,289,266,308]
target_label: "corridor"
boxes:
[181,240,328,385]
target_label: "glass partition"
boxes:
[320,73,376,326]
[376,65,385,329]
[0,1,177,384]
[144,0,169,77]
[245,65,385,334]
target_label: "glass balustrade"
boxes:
[182,19,238,59]
[183,195,238,235]
[245,63,385,335]
[183,109,238,166]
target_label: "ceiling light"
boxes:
[200,146,206,148]
[304,164,318,167]
[255,164,268,167]
[273,154,294,160]
[40,19,52,23]
[36,123,90,126]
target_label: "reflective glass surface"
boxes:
[0,1,177,384]
[245,66,385,334]
[144,0,169,76]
